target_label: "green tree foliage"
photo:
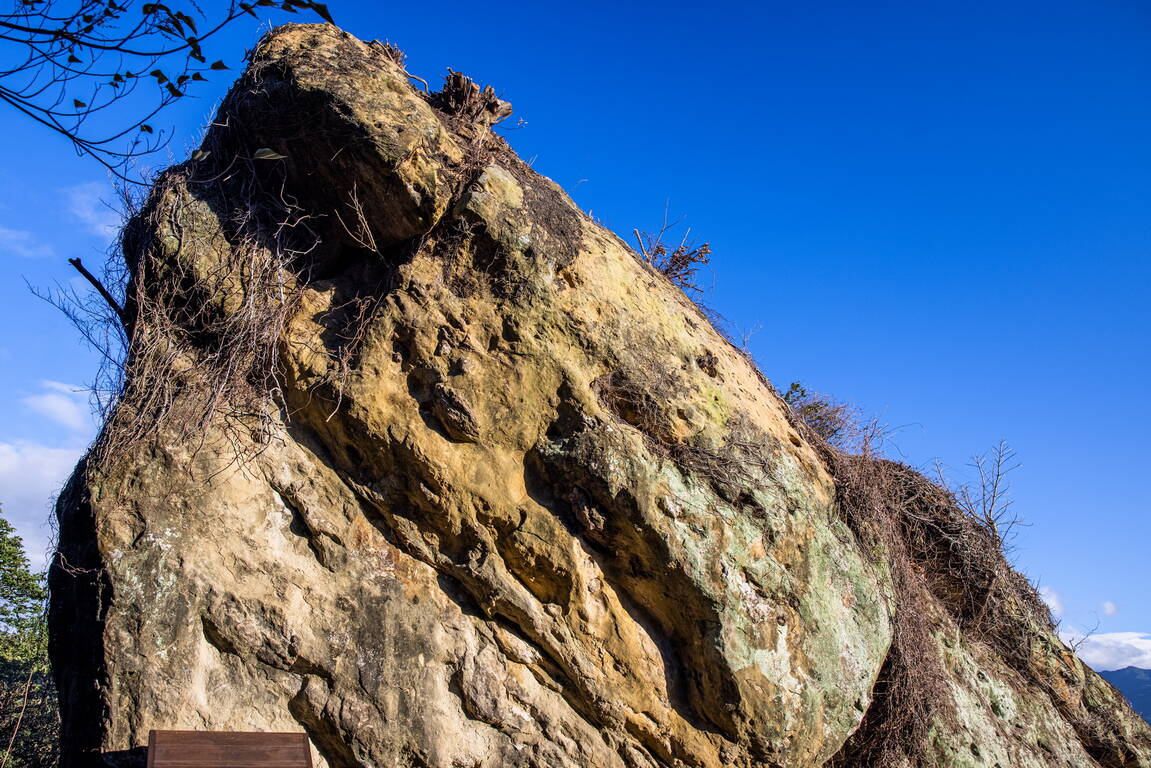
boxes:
[0,509,57,768]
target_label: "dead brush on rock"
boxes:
[90,160,321,469]
[776,402,1084,765]
[819,426,956,767]
[781,381,859,448]
[763,390,1057,764]
[633,224,712,295]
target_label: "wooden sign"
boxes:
[147,730,312,768]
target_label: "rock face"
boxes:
[49,24,1151,768]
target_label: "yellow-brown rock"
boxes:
[49,24,1151,768]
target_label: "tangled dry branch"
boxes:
[633,225,712,294]
[86,156,321,468]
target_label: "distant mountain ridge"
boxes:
[1104,667,1151,723]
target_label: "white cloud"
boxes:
[1040,586,1064,618]
[0,226,54,259]
[20,381,90,432]
[0,440,84,568]
[65,182,120,240]
[1063,631,1151,672]
[2,382,95,567]
[1103,601,1118,616]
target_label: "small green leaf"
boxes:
[67,54,81,63]
[166,83,183,98]
[253,148,287,160]
[177,74,189,85]
[239,2,257,16]
[140,124,153,133]
[191,72,206,81]
[73,99,86,108]
[209,60,228,70]
[150,69,168,82]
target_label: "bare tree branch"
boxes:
[937,441,1025,550]
[0,0,334,181]
[67,256,126,328]
[1069,617,1102,654]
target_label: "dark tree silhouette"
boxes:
[0,0,332,179]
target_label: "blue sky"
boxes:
[0,0,1148,669]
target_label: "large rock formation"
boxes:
[49,24,1151,768]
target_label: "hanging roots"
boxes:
[96,158,320,468]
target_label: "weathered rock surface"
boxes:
[49,24,1151,768]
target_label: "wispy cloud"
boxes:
[1040,586,1064,618]
[2,382,94,568]
[1064,630,1151,671]
[0,226,54,259]
[0,440,84,567]
[64,182,120,240]
[1103,601,1118,616]
[20,381,91,432]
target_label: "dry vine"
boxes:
[82,156,321,471]
[633,219,712,295]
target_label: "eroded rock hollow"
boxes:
[49,24,1151,768]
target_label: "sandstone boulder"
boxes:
[49,24,1151,768]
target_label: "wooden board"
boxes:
[147,730,312,768]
